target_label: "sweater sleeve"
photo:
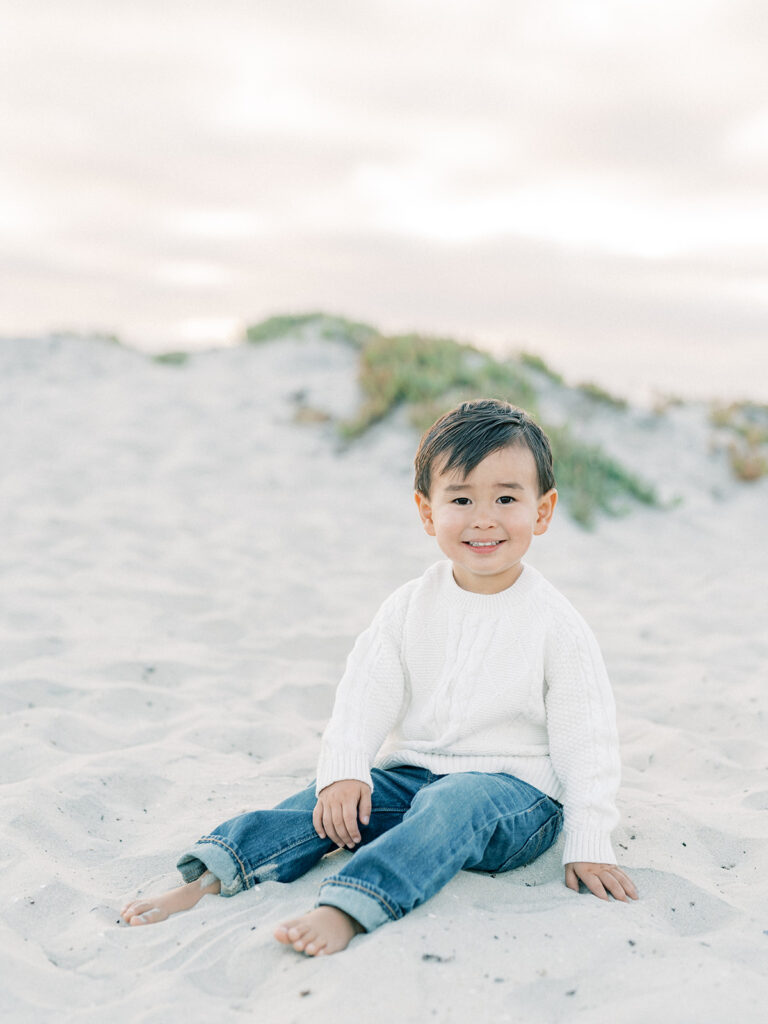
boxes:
[315,590,409,795]
[543,596,621,865]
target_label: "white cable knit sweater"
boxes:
[316,560,621,865]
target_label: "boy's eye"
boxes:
[452,497,471,505]
[497,495,516,504]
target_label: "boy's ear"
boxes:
[414,491,436,536]
[533,488,558,535]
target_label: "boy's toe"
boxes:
[276,921,303,942]
[304,936,327,956]
[128,905,166,926]
[275,919,311,948]
[121,900,145,923]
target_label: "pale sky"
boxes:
[2,0,767,399]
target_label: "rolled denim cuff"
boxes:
[316,878,395,932]
[176,837,246,896]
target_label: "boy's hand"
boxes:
[314,780,372,849]
[565,862,639,902]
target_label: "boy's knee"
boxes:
[434,772,498,799]
[411,773,498,821]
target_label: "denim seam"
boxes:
[487,794,555,829]
[521,807,561,840]
[516,814,560,860]
[319,877,400,921]
[197,834,250,885]
[449,795,561,870]
[429,793,553,838]
[492,805,563,870]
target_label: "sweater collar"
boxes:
[437,559,540,608]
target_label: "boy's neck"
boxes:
[451,561,525,595]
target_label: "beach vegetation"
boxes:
[52,329,123,347]
[339,333,537,439]
[293,405,333,425]
[289,390,334,425]
[710,401,768,482]
[652,393,685,415]
[577,381,629,410]
[728,443,768,481]
[336,330,658,526]
[518,351,565,385]
[246,312,377,348]
[546,424,658,522]
[710,401,768,443]
[153,351,190,366]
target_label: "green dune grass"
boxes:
[338,332,538,439]
[153,351,190,366]
[246,313,659,526]
[246,312,377,348]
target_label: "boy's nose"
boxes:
[472,508,497,528]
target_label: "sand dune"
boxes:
[1,330,766,1023]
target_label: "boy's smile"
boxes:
[415,445,557,595]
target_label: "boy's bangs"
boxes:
[440,425,526,481]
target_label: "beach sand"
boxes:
[1,331,766,1023]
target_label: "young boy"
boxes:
[121,399,638,954]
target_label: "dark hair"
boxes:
[414,399,555,497]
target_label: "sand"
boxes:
[1,330,766,1023]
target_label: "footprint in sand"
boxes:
[741,790,768,810]
[629,869,736,937]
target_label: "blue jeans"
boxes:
[176,766,563,932]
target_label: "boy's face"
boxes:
[414,444,557,594]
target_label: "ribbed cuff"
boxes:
[562,829,616,865]
[315,751,373,796]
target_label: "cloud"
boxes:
[1,0,766,398]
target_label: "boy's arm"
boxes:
[315,592,408,796]
[312,595,407,848]
[543,598,637,898]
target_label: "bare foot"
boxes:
[274,906,364,956]
[121,871,221,926]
